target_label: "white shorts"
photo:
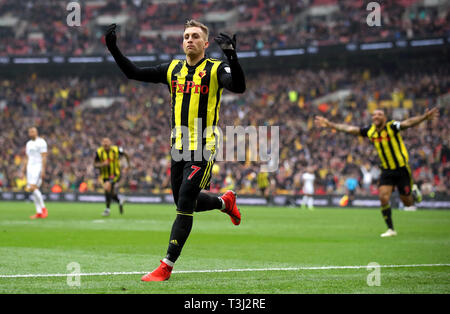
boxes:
[303,187,314,195]
[27,165,42,187]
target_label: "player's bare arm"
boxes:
[315,116,360,135]
[121,150,130,165]
[121,151,131,174]
[399,107,439,130]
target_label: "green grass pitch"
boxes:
[0,201,449,294]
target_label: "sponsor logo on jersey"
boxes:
[171,80,209,94]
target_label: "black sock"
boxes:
[111,193,120,203]
[105,191,111,208]
[381,205,394,230]
[194,192,222,212]
[166,214,193,263]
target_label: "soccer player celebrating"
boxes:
[105,20,245,281]
[22,127,48,219]
[94,137,130,216]
[315,107,439,237]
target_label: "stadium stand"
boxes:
[1,66,448,196]
[0,0,448,55]
[0,0,448,200]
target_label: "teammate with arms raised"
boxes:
[105,20,246,281]
[316,108,438,237]
[22,127,48,219]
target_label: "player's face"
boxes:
[372,110,386,127]
[102,138,111,150]
[28,128,38,140]
[183,27,208,57]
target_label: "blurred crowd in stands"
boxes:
[0,0,449,56]
[1,65,448,197]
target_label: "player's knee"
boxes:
[177,194,195,215]
[379,194,390,205]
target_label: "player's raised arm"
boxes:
[123,151,131,169]
[119,147,131,172]
[215,33,246,93]
[398,107,439,130]
[105,24,167,83]
[315,116,361,135]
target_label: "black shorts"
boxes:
[103,176,121,184]
[379,166,413,196]
[170,152,215,213]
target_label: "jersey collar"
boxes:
[186,57,206,69]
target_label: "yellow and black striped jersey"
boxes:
[107,38,246,156]
[166,58,224,152]
[257,172,269,188]
[95,145,124,180]
[360,120,409,170]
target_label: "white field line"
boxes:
[0,263,449,279]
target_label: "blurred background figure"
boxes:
[360,163,373,196]
[345,173,359,208]
[301,166,316,210]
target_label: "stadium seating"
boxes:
[0,67,448,196]
[0,0,448,56]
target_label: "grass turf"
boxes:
[0,201,449,294]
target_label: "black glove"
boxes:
[105,23,117,48]
[214,33,237,60]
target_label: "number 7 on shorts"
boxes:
[188,165,201,180]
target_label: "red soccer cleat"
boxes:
[220,190,241,226]
[30,213,43,219]
[141,260,173,282]
[41,208,48,218]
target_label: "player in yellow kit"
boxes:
[316,107,438,237]
[94,137,130,216]
[105,20,246,281]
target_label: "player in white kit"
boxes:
[301,167,315,210]
[21,127,48,219]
